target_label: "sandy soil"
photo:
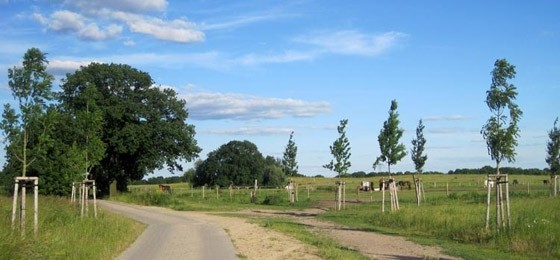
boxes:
[184,206,460,260]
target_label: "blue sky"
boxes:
[0,0,558,177]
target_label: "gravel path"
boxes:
[98,200,237,260]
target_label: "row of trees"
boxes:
[1,48,201,195]
[300,59,559,178]
[1,50,557,194]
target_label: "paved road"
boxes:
[98,200,238,260]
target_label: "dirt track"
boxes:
[102,200,460,259]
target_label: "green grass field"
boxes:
[115,174,559,259]
[0,196,144,259]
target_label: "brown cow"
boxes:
[159,184,172,193]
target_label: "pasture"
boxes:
[115,174,559,259]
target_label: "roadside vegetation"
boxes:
[114,174,559,259]
[0,195,144,259]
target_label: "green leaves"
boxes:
[324,119,352,177]
[59,63,201,193]
[282,131,299,177]
[481,59,522,170]
[546,118,560,175]
[374,100,406,173]
[411,119,428,173]
[192,140,284,187]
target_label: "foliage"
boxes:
[374,100,407,174]
[546,117,560,175]
[323,119,352,177]
[0,48,54,179]
[191,140,285,187]
[282,131,299,177]
[410,119,428,173]
[481,59,522,173]
[59,63,201,194]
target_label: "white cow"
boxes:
[484,179,495,188]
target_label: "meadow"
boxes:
[114,174,559,259]
[0,195,144,259]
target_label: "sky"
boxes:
[0,0,559,178]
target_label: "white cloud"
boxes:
[47,59,95,75]
[296,30,407,56]
[66,0,168,13]
[123,39,136,46]
[184,92,331,120]
[203,126,294,136]
[110,11,205,43]
[78,23,122,41]
[34,10,122,41]
[36,10,85,32]
[32,1,203,44]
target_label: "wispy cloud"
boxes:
[237,50,318,66]
[201,14,283,31]
[65,0,168,13]
[184,92,331,120]
[110,11,204,43]
[203,126,294,136]
[295,30,408,57]
[47,59,96,75]
[423,115,470,121]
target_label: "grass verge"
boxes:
[251,217,368,260]
[1,195,144,259]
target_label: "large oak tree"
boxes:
[59,63,201,193]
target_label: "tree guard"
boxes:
[11,176,39,236]
[485,174,511,230]
[80,179,98,218]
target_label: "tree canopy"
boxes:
[481,59,522,174]
[282,131,299,177]
[374,100,407,174]
[58,63,201,193]
[190,140,285,187]
[546,117,560,175]
[411,119,428,173]
[323,119,352,177]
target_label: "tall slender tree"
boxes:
[546,117,560,175]
[411,119,428,173]
[481,59,522,174]
[282,131,299,177]
[323,119,352,177]
[410,119,427,206]
[374,100,407,174]
[1,48,54,178]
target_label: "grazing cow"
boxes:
[379,178,394,191]
[543,180,550,185]
[512,179,519,185]
[484,180,495,188]
[397,180,411,190]
[159,184,172,193]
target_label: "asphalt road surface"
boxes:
[98,200,238,260]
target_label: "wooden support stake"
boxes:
[381,179,385,213]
